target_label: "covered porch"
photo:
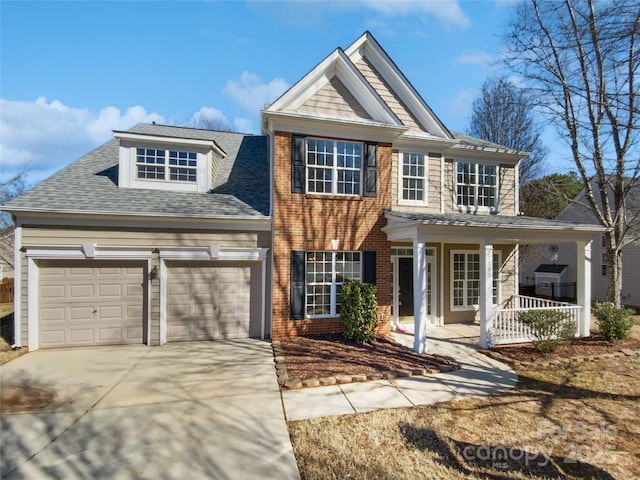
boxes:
[383,211,604,353]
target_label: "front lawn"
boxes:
[289,354,640,479]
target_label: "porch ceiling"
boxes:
[383,210,605,244]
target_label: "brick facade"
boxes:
[271,131,392,338]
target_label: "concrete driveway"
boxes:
[0,340,300,480]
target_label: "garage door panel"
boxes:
[41,285,65,299]
[69,329,94,344]
[70,306,95,320]
[41,307,65,322]
[70,284,94,299]
[167,263,258,342]
[39,261,145,348]
[98,284,122,297]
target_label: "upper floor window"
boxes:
[399,152,427,204]
[291,135,377,197]
[456,162,498,210]
[136,148,197,183]
[306,138,362,195]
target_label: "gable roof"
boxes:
[535,264,568,274]
[345,31,452,140]
[4,124,270,220]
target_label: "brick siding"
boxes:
[272,131,392,338]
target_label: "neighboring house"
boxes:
[520,181,640,308]
[4,125,271,350]
[263,32,602,351]
[3,32,603,352]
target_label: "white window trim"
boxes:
[305,138,363,196]
[135,148,198,184]
[398,151,428,206]
[305,251,362,319]
[117,137,216,193]
[450,249,502,311]
[454,160,500,213]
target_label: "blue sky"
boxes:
[2,0,569,185]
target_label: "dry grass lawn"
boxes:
[289,318,640,479]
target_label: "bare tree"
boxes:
[0,173,29,273]
[467,76,547,186]
[189,115,235,132]
[504,0,640,306]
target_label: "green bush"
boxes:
[592,302,635,341]
[518,309,575,353]
[340,282,378,344]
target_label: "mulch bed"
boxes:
[278,334,457,381]
[489,335,640,363]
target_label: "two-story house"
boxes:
[263,32,603,352]
[4,32,603,353]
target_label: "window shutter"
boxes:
[291,135,306,193]
[362,251,376,285]
[363,142,377,197]
[290,251,305,320]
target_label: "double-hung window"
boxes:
[306,251,361,316]
[456,162,498,210]
[399,152,427,204]
[136,148,197,183]
[306,138,362,195]
[452,251,501,309]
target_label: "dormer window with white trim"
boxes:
[455,161,498,211]
[136,148,198,183]
[115,131,225,193]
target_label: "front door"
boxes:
[393,253,436,324]
[398,257,414,317]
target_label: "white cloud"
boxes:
[0,97,164,184]
[223,71,289,113]
[188,107,231,130]
[233,118,254,134]
[445,88,478,128]
[361,0,471,28]
[456,51,495,66]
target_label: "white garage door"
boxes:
[167,263,256,341]
[39,261,145,348]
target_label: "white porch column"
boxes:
[576,239,592,337]
[413,233,428,353]
[479,240,494,349]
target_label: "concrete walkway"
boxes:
[282,324,517,421]
[1,340,300,480]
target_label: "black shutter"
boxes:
[363,142,377,197]
[291,251,306,320]
[362,251,376,285]
[291,135,306,193]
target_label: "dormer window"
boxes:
[115,131,225,193]
[136,148,198,183]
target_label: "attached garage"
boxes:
[166,261,262,342]
[38,260,146,348]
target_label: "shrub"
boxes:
[592,302,635,341]
[340,282,378,344]
[518,309,575,353]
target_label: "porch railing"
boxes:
[492,295,582,345]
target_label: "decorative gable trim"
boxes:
[345,32,453,140]
[266,48,401,126]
